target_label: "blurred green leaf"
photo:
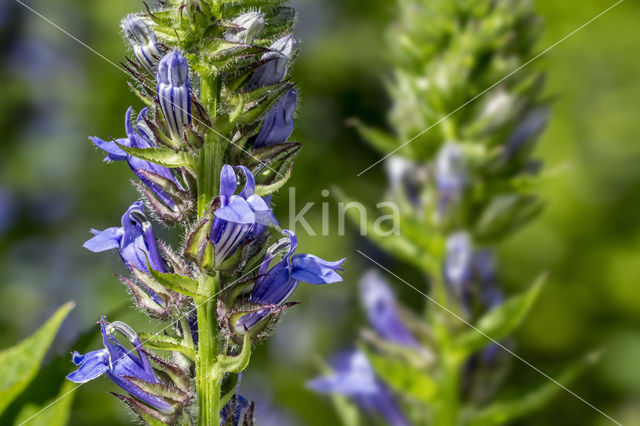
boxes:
[467,354,594,426]
[0,302,75,415]
[364,348,438,404]
[348,119,403,156]
[455,275,545,355]
[13,381,76,426]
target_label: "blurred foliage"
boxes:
[0,0,639,425]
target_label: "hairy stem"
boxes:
[196,272,221,426]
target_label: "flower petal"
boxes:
[291,254,345,284]
[66,349,109,383]
[236,166,255,198]
[90,137,128,161]
[214,196,256,224]
[220,164,238,201]
[83,227,124,252]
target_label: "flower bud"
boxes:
[253,87,297,148]
[121,15,162,74]
[248,34,298,88]
[435,142,466,215]
[157,50,192,141]
[444,232,473,291]
[225,11,266,44]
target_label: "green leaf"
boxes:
[455,275,545,355]
[0,302,74,415]
[216,330,251,374]
[147,267,202,299]
[255,163,293,196]
[13,381,76,426]
[137,333,195,360]
[364,349,438,404]
[468,354,594,426]
[348,119,400,155]
[114,143,195,169]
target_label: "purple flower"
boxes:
[90,107,182,209]
[67,318,173,414]
[308,350,410,426]
[504,108,548,160]
[210,165,276,266]
[252,87,297,148]
[443,231,473,292]
[385,156,422,208]
[121,15,162,74]
[360,270,419,347]
[435,142,466,215]
[157,50,192,141]
[248,35,298,89]
[237,230,345,329]
[220,394,252,426]
[84,201,166,276]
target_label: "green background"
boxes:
[0,0,639,424]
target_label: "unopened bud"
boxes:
[248,35,298,88]
[225,11,266,44]
[157,50,192,141]
[121,15,162,74]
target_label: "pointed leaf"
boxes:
[363,348,438,404]
[348,119,401,155]
[115,142,195,169]
[217,330,251,374]
[455,275,546,355]
[147,266,201,300]
[468,354,593,426]
[14,381,76,426]
[254,162,293,196]
[138,333,195,360]
[0,302,74,415]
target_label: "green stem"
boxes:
[196,273,221,426]
[195,68,225,425]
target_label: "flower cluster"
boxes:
[68,2,345,424]
[317,1,555,424]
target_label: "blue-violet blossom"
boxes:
[360,270,419,347]
[238,229,345,329]
[308,350,410,426]
[90,107,182,209]
[84,201,167,276]
[210,165,275,266]
[67,318,173,414]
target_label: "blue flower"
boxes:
[443,231,473,293]
[220,394,252,426]
[121,15,162,74]
[238,230,345,329]
[308,350,410,426]
[252,87,297,148]
[503,108,548,161]
[360,270,419,348]
[84,201,166,275]
[90,107,183,209]
[67,318,173,414]
[435,142,466,215]
[210,165,276,266]
[248,34,298,89]
[157,50,192,141]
